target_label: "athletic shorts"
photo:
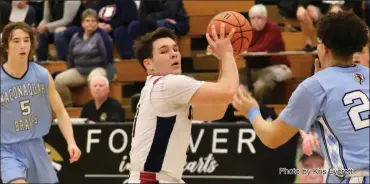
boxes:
[0,138,58,183]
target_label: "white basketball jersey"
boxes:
[129,74,204,181]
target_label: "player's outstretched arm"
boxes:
[233,83,321,149]
[47,74,81,163]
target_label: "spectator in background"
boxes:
[36,0,84,61]
[0,0,36,29]
[131,0,189,37]
[244,4,292,103]
[93,0,138,59]
[54,9,116,107]
[81,76,125,122]
[278,0,363,52]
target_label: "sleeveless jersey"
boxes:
[1,62,52,144]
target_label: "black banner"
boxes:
[42,123,299,184]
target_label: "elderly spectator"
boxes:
[36,0,84,61]
[244,4,292,103]
[81,76,125,122]
[54,9,116,107]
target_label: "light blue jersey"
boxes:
[1,62,52,144]
[280,65,369,181]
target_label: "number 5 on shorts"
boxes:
[20,99,32,116]
[343,90,370,131]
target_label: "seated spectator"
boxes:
[54,9,116,107]
[81,76,125,122]
[0,0,36,29]
[36,0,84,61]
[56,0,139,60]
[131,0,189,37]
[278,0,363,52]
[244,4,292,103]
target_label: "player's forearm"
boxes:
[57,112,77,146]
[217,53,239,94]
[250,115,278,148]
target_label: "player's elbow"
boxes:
[263,137,284,149]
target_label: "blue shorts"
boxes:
[0,138,58,183]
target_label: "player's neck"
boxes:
[330,58,353,67]
[4,57,28,77]
[94,96,108,109]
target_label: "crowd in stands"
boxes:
[0,0,369,124]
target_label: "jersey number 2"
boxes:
[343,91,370,131]
[20,100,32,116]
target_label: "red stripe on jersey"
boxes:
[153,77,162,84]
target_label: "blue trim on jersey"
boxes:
[321,114,348,170]
[144,115,177,172]
[1,62,30,80]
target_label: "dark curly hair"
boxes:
[134,28,177,68]
[317,11,369,61]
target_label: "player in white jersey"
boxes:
[128,25,239,183]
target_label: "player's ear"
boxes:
[143,58,153,71]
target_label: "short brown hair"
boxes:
[134,28,177,67]
[0,22,37,64]
[82,8,98,21]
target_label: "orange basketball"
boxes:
[207,11,253,56]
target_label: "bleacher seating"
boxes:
[38,1,327,120]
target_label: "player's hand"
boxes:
[206,23,235,60]
[232,85,259,118]
[301,132,319,156]
[314,58,322,73]
[68,144,81,163]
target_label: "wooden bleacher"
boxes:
[43,1,322,120]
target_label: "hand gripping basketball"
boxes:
[206,23,235,60]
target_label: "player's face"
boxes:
[82,16,98,33]
[145,38,181,75]
[7,29,31,60]
[90,79,109,100]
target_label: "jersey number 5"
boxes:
[343,90,370,131]
[20,100,32,116]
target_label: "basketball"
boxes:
[207,11,253,56]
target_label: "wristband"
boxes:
[247,107,261,123]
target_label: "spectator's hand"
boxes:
[165,18,177,25]
[17,1,28,9]
[301,132,319,156]
[296,6,307,20]
[307,5,320,21]
[98,22,106,29]
[104,24,112,32]
[206,23,235,60]
[37,25,48,33]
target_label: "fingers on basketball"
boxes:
[207,11,253,56]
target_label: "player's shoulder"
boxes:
[298,76,324,95]
[161,74,198,85]
[29,62,49,74]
